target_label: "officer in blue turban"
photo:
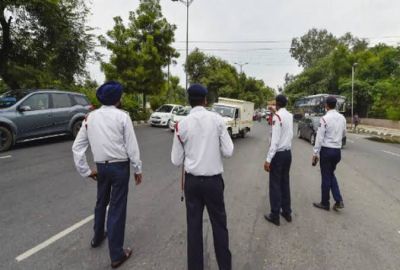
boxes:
[73,81,143,268]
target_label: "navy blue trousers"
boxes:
[95,161,130,262]
[320,147,343,206]
[269,150,292,217]
[184,173,232,270]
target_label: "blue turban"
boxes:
[96,81,123,105]
[187,84,208,99]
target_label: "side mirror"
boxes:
[18,105,32,112]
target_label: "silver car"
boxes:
[0,89,92,152]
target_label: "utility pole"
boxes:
[351,63,358,129]
[234,62,249,74]
[172,0,195,93]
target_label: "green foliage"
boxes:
[185,49,275,107]
[100,0,178,108]
[285,29,400,120]
[0,0,94,89]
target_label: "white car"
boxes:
[169,106,191,132]
[149,104,184,127]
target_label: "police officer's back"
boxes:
[171,84,234,270]
[264,95,294,226]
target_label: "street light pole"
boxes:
[234,62,249,74]
[351,63,358,129]
[172,0,195,92]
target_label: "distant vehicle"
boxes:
[149,104,184,127]
[293,94,346,120]
[297,116,346,147]
[213,97,254,138]
[169,106,191,132]
[0,89,93,152]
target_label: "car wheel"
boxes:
[0,126,13,152]
[72,120,83,138]
[297,128,302,138]
[310,133,316,146]
[240,129,247,138]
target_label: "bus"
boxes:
[293,94,346,120]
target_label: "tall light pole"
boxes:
[351,63,358,129]
[172,0,195,92]
[234,62,249,74]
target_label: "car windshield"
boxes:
[213,105,235,118]
[0,91,28,108]
[156,105,173,113]
[177,107,191,116]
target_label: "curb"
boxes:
[348,128,400,143]
[133,120,148,126]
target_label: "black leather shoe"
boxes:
[313,202,330,211]
[333,201,344,211]
[281,213,292,222]
[91,232,107,248]
[264,214,280,226]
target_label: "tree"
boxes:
[185,49,275,107]
[0,0,94,89]
[100,0,178,108]
[290,28,337,68]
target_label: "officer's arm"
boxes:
[313,118,326,155]
[123,116,142,174]
[266,115,282,163]
[171,127,184,166]
[72,123,91,178]
[219,118,234,158]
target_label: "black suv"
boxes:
[0,89,92,152]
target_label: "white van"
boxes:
[213,98,254,138]
[149,104,184,127]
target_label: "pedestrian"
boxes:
[312,96,346,211]
[353,113,360,130]
[171,84,234,270]
[264,95,293,226]
[72,81,143,269]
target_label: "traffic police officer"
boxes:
[72,81,143,269]
[264,94,293,226]
[312,96,346,211]
[171,84,234,270]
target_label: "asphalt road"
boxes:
[0,121,399,270]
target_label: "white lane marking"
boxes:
[0,155,12,159]
[347,139,355,143]
[382,150,400,158]
[15,214,94,262]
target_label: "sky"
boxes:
[87,0,400,90]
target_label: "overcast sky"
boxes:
[88,0,400,90]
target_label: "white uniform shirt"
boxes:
[313,109,347,155]
[171,106,234,176]
[72,106,142,177]
[266,108,293,163]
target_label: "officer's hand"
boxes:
[134,173,142,185]
[89,170,98,181]
[264,161,271,172]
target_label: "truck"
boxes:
[212,97,255,138]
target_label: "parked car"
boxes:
[169,106,191,132]
[149,104,184,127]
[0,89,93,152]
[297,116,346,146]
